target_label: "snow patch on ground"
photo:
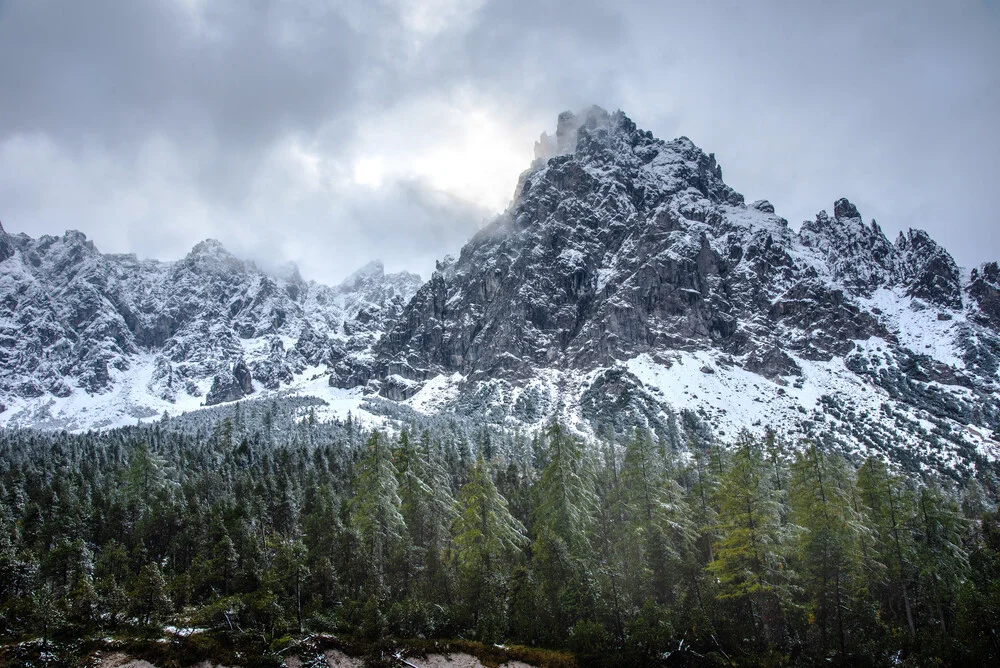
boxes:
[406,373,465,414]
[0,359,386,433]
[0,354,210,431]
[857,288,966,368]
[621,350,870,440]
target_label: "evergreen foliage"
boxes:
[0,413,997,666]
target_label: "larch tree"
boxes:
[708,431,794,646]
[788,443,864,661]
[855,457,918,637]
[453,454,527,641]
[619,427,696,606]
[913,482,969,635]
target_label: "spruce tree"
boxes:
[394,430,455,598]
[533,421,599,639]
[350,430,405,600]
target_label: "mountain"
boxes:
[0,225,420,429]
[2,106,998,474]
[329,106,999,472]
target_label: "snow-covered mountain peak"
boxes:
[534,105,616,160]
[833,196,861,220]
[0,232,423,429]
[321,107,1000,473]
[340,259,386,288]
[181,238,245,273]
[0,221,13,262]
[2,108,999,476]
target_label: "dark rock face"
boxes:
[340,109,760,388]
[205,359,254,406]
[744,346,802,379]
[0,222,14,263]
[969,262,1000,329]
[896,229,963,308]
[233,358,253,394]
[833,197,860,220]
[337,110,981,400]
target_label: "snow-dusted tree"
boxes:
[350,430,405,600]
[130,562,172,627]
[855,457,918,637]
[395,429,456,598]
[788,443,864,659]
[619,427,696,605]
[708,431,793,645]
[914,482,969,634]
[534,421,597,553]
[453,454,526,641]
[532,420,599,638]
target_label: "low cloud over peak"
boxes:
[1,0,998,285]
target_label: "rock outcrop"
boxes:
[1,106,998,476]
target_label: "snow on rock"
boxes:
[1,108,998,476]
[0,224,420,430]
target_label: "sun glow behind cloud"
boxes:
[346,94,535,213]
[1,0,998,288]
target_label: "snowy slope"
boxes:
[2,107,999,476]
[0,224,420,429]
[334,106,1000,473]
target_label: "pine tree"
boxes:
[268,537,309,632]
[65,539,99,628]
[32,584,64,655]
[131,562,172,627]
[592,435,627,642]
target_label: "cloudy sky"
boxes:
[1,0,997,284]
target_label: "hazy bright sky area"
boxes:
[1,0,998,284]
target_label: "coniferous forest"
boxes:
[1,407,999,667]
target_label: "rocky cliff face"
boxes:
[327,107,999,471]
[2,107,998,474]
[333,108,991,384]
[0,227,420,427]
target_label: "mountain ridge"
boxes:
[1,107,998,474]
[0,223,421,428]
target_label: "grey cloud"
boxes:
[224,177,492,286]
[0,0,997,287]
[0,0,360,147]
